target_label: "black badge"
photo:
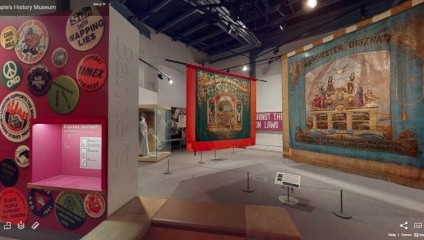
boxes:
[0,158,19,186]
[28,189,54,217]
[27,64,52,96]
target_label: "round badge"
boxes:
[0,91,37,142]
[15,145,29,168]
[0,188,28,224]
[55,192,86,230]
[28,189,54,217]
[27,64,52,96]
[66,6,104,51]
[0,158,19,186]
[47,76,79,115]
[15,20,49,64]
[1,26,18,50]
[51,47,68,68]
[1,60,23,90]
[76,54,107,91]
[84,194,105,218]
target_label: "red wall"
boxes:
[0,7,109,235]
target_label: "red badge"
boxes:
[0,188,28,224]
[76,54,107,91]
[15,20,49,64]
[84,193,105,218]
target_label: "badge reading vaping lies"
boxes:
[47,76,79,115]
[55,192,86,230]
[15,19,49,64]
[28,189,54,217]
[52,47,68,68]
[0,158,19,186]
[77,54,107,91]
[15,145,29,168]
[1,60,23,90]
[27,64,52,96]
[66,6,104,51]
[0,91,37,142]
[1,26,18,50]
[0,188,28,224]
[84,194,105,218]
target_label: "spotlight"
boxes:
[158,73,163,80]
[168,77,173,84]
[242,65,248,71]
[273,47,279,54]
[279,23,286,31]
[304,0,317,8]
[226,68,230,72]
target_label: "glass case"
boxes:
[138,104,171,162]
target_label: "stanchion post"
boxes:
[232,147,235,154]
[198,152,204,164]
[243,172,254,193]
[333,189,352,219]
[163,157,172,175]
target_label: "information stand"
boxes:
[275,172,301,205]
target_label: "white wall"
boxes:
[108,7,139,216]
[139,29,206,108]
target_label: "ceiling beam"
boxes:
[156,10,198,33]
[140,0,173,22]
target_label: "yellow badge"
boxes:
[1,26,18,50]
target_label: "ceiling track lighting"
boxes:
[168,77,173,84]
[242,65,248,71]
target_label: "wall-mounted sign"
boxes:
[66,6,104,51]
[1,60,23,90]
[28,189,53,217]
[27,64,52,96]
[0,188,28,224]
[1,26,18,50]
[51,47,68,68]
[80,137,101,169]
[15,19,49,64]
[76,54,107,91]
[55,192,86,230]
[0,158,19,186]
[84,194,105,218]
[0,91,37,142]
[15,145,29,168]
[256,112,282,131]
[47,75,79,115]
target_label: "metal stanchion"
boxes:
[278,186,299,205]
[232,147,235,154]
[243,172,254,193]
[163,157,172,175]
[198,152,204,164]
[333,189,352,219]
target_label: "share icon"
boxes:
[400,222,408,230]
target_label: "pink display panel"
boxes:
[28,118,107,192]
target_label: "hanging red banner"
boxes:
[186,64,256,152]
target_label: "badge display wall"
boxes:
[0,5,109,234]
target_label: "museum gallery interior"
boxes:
[0,0,424,239]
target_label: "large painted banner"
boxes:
[288,3,424,168]
[186,64,256,151]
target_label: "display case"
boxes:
[138,105,171,162]
[27,118,107,193]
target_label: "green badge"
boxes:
[47,75,79,115]
[1,60,23,90]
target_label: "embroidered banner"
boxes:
[186,65,256,151]
[287,3,424,167]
